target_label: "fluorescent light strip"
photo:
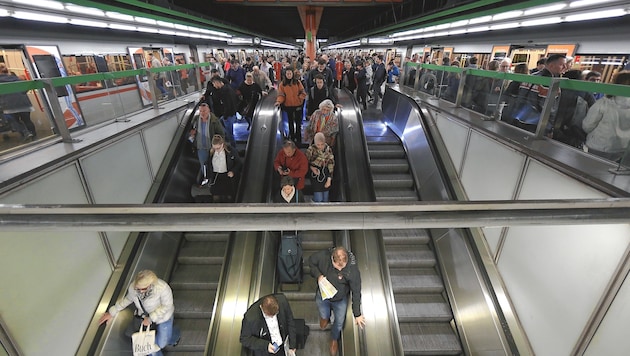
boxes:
[159,29,176,35]
[65,5,104,17]
[467,25,490,32]
[565,8,626,22]
[570,0,615,8]
[490,22,520,30]
[13,0,63,10]
[492,10,522,21]
[469,15,492,24]
[105,11,134,22]
[13,11,67,23]
[450,19,469,27]
[524,3,566,16]
[156,20,174,28]
[448,29,467,35]
[70,18,107,28]
[135,16,157,25]
[0,9,9,16]
[109,23,136,31]
[521,17,562,26]
[174,24,189,30]
[137,26,159,33]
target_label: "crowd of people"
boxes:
[408,53,630,162]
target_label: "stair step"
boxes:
[399,322,462,355]
[170,264,221,290]
[373,174,414,188]
[390,268,444,294]
[173,289,216,319]
[382,229,430,245]
[178,241,227,264]
[385,245,436,268]
[395,294,453,322]
[371,158,409,173]
[368,146,406,159]
[163,318,210,353]
[375,189,418,201]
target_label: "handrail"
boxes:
[0,62,212,95]
[403,62,630,97]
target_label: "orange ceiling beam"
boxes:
[297,6,323,60]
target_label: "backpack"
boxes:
[277,233,303,284]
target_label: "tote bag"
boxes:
[132,324,160,356]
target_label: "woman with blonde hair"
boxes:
[98,270,179,355]
[305,99,338,147]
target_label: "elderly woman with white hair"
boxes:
[305,99,339,147]
[306,132,335,202]
[99,270,179,355]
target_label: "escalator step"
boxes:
[184,232,230,242]
[375,189,418,201]
[368,147,406,159]
[178,241,227,265]
[373,173,414,188]
[399,322,462,355]
[394,294,453,322]
[173,289,216,319]
[365,135,400,144]
[390,268,444,294]
[170,264,221,290]
[382,229,430,245]
[163,318,210,353]
[283,300,321,327]
[385,245,436,268]
[370,158,409,173]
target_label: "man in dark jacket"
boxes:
[309,246,366,356]
[371,54,386,107]
[211,76,240,148]
[307,58,334,91]
[0,63,36,140]
[240,294,297,356]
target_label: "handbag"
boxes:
[131,324,160,356]
[512,84,541,125]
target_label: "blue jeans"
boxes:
[221,115,237,148]
[313,190,329,202]
[197,148,209,178]
[152,315,179,356]
[156,77,170,98]
[316,289,348,340]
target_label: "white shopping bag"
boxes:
[131,324,160,356]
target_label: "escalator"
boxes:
[93,93,279,355]
[365,120,463,355]
[274,100,347,355]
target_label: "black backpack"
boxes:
[277,233,303,284]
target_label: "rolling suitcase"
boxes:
[277,233,303,284]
